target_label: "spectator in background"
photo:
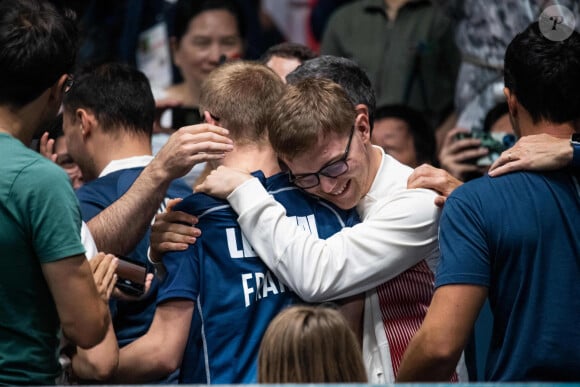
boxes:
[435,0,580,133]
[258,305,367,383]
[437,102,514,182]
[310,0,355,46]
[260,42,316,81]
[320,0,460,131]
[0,1,110,384]
[371,104,437,168]
[154,0,245,186]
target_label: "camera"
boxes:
[454,131,516,166]
[170,107,201,129]
[115,255,147,297]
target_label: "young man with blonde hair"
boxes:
[198,65,467,382]
[111,61,358,383]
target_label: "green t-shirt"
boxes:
[0,133,85,385]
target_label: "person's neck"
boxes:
[220,142,281,177]
[93,132,152,176]
[362,145,384,197]
[518,114,576,139]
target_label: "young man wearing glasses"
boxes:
[110,61,360,384]
[197,71,467,382]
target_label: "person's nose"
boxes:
[207,43,222,64]
[318,175,338,193]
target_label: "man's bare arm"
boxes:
[71,253,119,381]
[112,300,194,383]
[88,124,232,254]
[42,255,110,349]
[396,284,487,382]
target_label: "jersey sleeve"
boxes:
[157,243,201,304]
[14,160,85,263]
[226,177,440,302]
[435,191,491,288]
[76,184,109,221]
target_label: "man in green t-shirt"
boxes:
[0,1,110,384]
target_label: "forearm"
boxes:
[229,179,440,301]
[88,161,172,254]
[397,285,487,381]
[113,334,175,383]
[72,319,119,382]
[396,329,460,382]
[112,300,192,383]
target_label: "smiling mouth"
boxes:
[331,179,350,196]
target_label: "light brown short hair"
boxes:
[258,305,367,383]
[268,77,355,160]
[199,61,284,145]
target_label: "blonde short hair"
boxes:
[199,60,284,145]
[268,77,356,160]
[258,305,367,383]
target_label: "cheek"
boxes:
[176,45,204,67]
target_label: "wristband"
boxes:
[571,133,580,168]
[147,247,167,281]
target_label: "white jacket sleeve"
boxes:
[227,178,441,302]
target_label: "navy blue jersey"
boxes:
[76,167,192,350]
[158,171,359,384]
[437,170,580,381]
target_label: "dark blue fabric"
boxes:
[437,170,580,381]
[76,167,191,383]
[158,171,359,383]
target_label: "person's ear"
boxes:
[203,110,220,126]
[48,74,69,108]
[504,87,518,118]
[355,103,369,120]
[76,108,96,139]
[354,106,371,142]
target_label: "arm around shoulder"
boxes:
[229,180,441,301]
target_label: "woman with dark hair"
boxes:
[154,0,245,185]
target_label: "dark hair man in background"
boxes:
[61,62,194,383]
[397,22,580,382]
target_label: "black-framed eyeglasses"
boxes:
[289,125,355,189]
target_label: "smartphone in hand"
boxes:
[115,255,147,297]
[171,107,201,129]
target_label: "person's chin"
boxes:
[324,179,358,210]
